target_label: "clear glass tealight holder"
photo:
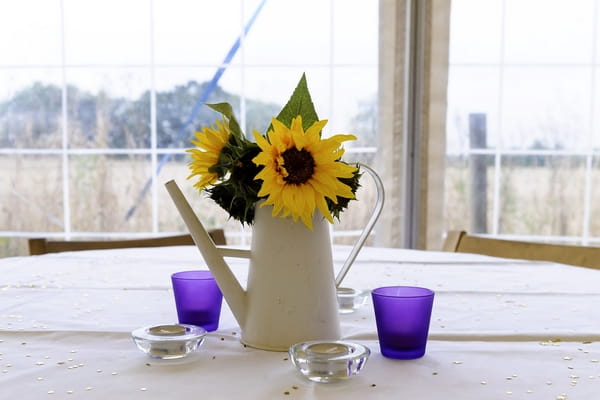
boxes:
[289,340,371,383]
[336,287,370,314]
[132,324,207,359]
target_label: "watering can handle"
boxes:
[334,163,385,288]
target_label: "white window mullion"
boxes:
[59,0,71,240]
[491,0,508,236]
[150,0,159,234]
[582,0,598,245]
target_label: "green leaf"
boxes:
[271,73,319,133]
[206,102,243,137]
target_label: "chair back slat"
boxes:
[443,230,600,269]
[28,230,225,255]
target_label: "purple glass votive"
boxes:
[171,270,223,332]
[372,286,434,359]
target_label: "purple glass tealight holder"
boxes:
[371,286,434,359]
[171,270,223,332]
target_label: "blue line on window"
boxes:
[125,0,267,221]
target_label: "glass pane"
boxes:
[588,156,600,237]
[157,156,241,239]
[597,4,600,64]
[243,0,331,65]
[501,67,592,150]
[0,154,64,232]
[332,166,379,245]
[504,0,595,64]
[154,0,242,65]
[0,0,62,65]
[0,70,64,149]
[446,67,501,152]
[594,66,600,151]
[332,0,378,65]
[331,67,378,147]
[155,67,246,149]
[63,0,151,65]
[243,67,331,119]
[498,155,585,236]
[66,68,151,148]
[444,155,496,234]
[449,0,503,64]
[69,155,152,232]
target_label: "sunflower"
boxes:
[186,118,230,191]
[252,115,358,230]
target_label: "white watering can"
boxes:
[165,164,384,351]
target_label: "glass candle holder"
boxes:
[132,324,207,359]
[289,340,370,383]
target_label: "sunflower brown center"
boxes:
[281,148,315,185]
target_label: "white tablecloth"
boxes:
[1,245,600,399]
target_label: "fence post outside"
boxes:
[468,113,487,234]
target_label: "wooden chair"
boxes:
[442,230,600,269]
[28,230,226,255]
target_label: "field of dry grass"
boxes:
[4,154,599,258]
[444,157,600,241]
[0,156,379,257]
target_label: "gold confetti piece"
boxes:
[35,362,45,366]
[85,387,93,391]
[96,369,102,373]
[37,377,44,381]
[591,360,599,363]
[47,390,55,395]
[140,388,147,392]
[526,390,533,393]
[563,356,573,361]
[111,372,118,375]
[452,361,462,365]
[506,377,513,380]
[546,381,553,385]
[292,386,298,390]
[69,350,77,353]
[56,361,65,365]
[66,390,73,394]
[480,381,487,385]
[506,391,512,395]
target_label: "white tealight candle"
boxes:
[148,325,186,337]
[306,342,352,356]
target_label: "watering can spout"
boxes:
[164,180,247,329]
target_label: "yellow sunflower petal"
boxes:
[187,118,230,191]
[252,116,357,229]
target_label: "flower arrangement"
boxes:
[186,74,361,230]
